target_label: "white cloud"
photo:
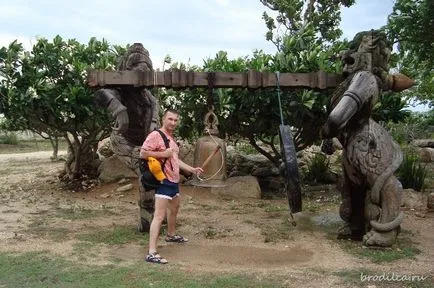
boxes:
[173,0,270,49]
[135,35,262,70]
[340,0,393,40]
[215,0,229,6]
[0,33,35,50]
[0,0,394,68]
[0,3,31,20]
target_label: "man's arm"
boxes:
[140,148,172,160]
[179,159,203,176]
[140,130,173,160]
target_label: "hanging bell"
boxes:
[193,110,227,187]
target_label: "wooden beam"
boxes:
[87,69,343,89]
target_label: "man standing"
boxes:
[140,109,203,264]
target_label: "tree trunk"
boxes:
[248,135,280,167]
[64,133,100,181]
[50,136,59,160]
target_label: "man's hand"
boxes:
[163,148,174,158]
[191,167,204,176]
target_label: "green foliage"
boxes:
[0,36,127,178]
[159,1,361,165]
[388,0,434,71]
[162,36,343,165]
[387,123,411,145]
[273,24,348,74]
[306,152,330,183]
[372,92,411,124]
[387,0,434,107]
[1,37,113,131]
[235,143,258,155]
[159,1,358,164]
[397,152,427,192]
[260,0,355,49]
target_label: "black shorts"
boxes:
[155,179,180,200]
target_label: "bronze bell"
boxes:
[193,110,227,186]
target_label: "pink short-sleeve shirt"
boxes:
[141,130,180,183]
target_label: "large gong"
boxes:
[279,124,302,213]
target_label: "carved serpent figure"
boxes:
[320,30,412,247]
[94,43,159,232]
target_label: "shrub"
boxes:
[0,132,18,145]
[386,111,434,144]
[306,152,330,183]
[236,142,258,155]
[397,152,427,192]
[387,122,425,144]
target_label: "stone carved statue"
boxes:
[95,43,159,232]
[320,30,414,247]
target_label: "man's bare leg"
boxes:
[148,197,169,253]
[167,195,180,237]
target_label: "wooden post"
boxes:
[187,70,195,88]
[171,69,180,88]
[248,69,262,89]
[164,70,172,87]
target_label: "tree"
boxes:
[161,43,345,166]
[0,36,127,181]
[260,0,355,49]
[387,0,434,107]
[372,92,411,124]
[257,0,355,162]
[158,1,356,166]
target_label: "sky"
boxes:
[0,0,396,68]
[0,0,428,111]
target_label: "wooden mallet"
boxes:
[200,145,222,170]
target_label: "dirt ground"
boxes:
[0,151,433,287]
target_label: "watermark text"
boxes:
[360,272,429,282]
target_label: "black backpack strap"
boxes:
[155,129,170,149]
[155,129,173,172]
